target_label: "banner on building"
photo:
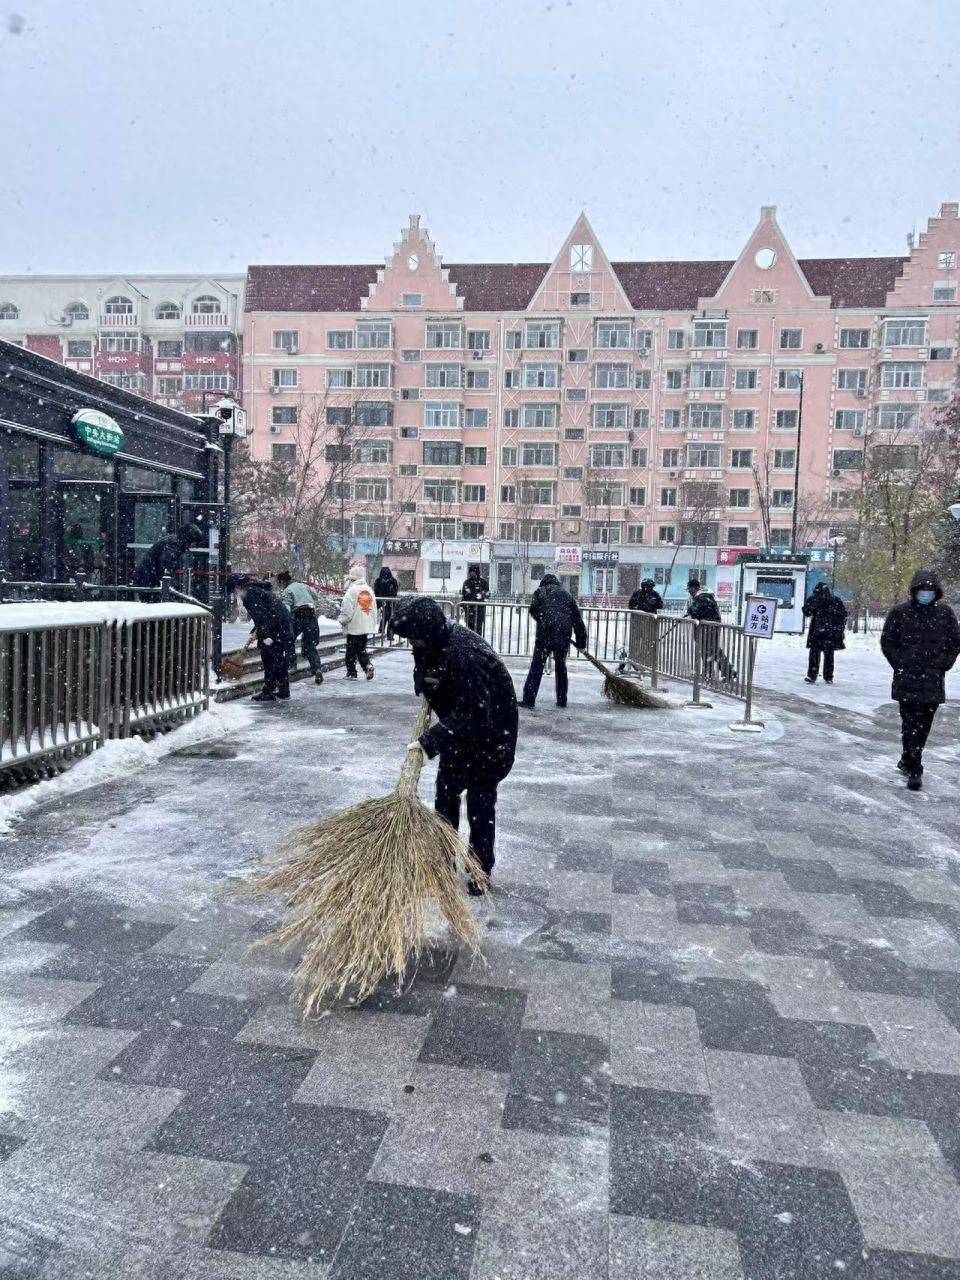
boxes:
[555,545,582,565]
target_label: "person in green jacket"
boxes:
[276,570,324,685]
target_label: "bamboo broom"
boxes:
[243,698,486,1013]
[581,649,674,709]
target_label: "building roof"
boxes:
[246,255,908,314]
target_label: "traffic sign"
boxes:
[744,594,778,639]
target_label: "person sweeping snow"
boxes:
[339,564,378,679]
[391,596,518,892]
[520,573,587,709]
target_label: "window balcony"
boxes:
[99,312,139,328]
[185,311,229,328]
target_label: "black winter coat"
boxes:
[628,586,663,614]
[461,575,490,604]
[528,575,587,651]
[242,581,295,646]
[803,586,847,650]
[686,590,721,624]
[373,570,399,600]
[881,571,960,705]
[132,535,185,588]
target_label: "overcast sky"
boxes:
[0,0,955,274]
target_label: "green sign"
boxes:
[71,409,125,457]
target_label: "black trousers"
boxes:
[807,644,835,681]
[260,639,290,698]
[463,604,485,636]
[523,643,568,706]
[702,642,737,683]
[345,634,371,675]
[290,609,322,674]
[898,700,939,771]
[435,762,499,876]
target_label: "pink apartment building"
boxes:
[243,204,960,601]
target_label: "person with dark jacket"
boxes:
[461,566,490,635]
[277,569,324,685]
[802,582,847,683]
[392,597,518,889]
[227,574,295,703]
[880,570,960,790]
[374,566,399,637]
[628,579,664,614]
[521,573,588,709]
[687,578,737,683]
[132,522,202,589]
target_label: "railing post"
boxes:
[686,623,713,709]
[160,573,172,601]
[0,571,7,604]
[729,635,764,733]
[72,573,87,602]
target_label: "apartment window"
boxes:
[424,401,460,429]
[157,377,182,396]
[501,446,518,466]
[423,480,459,505]
[629,486,646,505]
[625,524,645,545]
[876,404,920,430]
[732,409,755,431]
[832,449,863,471]
[594,362,629,389]
[520,481,555,506]
[271,443,296,465]
[636,329,653,352]
[933,285,957,302]
[421,441,462,470]
[779,328,802,350]
[400,426,419,439]
[500,484,516,504]
[426,560,452,581]
[775,409,798,431]
[466,369,490,388]
[327,368,353,388]
[873,444,919,471]
[590,444,626,468]
[498,521,515,540]
[687,444,721,468]
[462,484,486,503]
[690,363,726,389]
[425,322,463,350]
[192,295,221,315]
[357,321,392,349]
[525,362,560,388]
[273,330,299,352]
[156,339,182,358]
[521,522,553,543]
[570,292,591,306]
[658,525,676,543]
[660,488,677,508]
[737,329,758,350]
[834,409,865,432]
[183,373,231,391]
[464,446,487,466]
[667,329,685,350]
[460,522,485,539]
[729,489,751,508]
[731,449,753,468]
[506,331,522,350]
[354,477,389,502]
[663,408,684,431]
[566,388,587,402]
[397,292,422,309]
[563,466,583,479]
[586,480,624,507]
[273,406,297,426]
[930,346,954,361]
[635,370,652,390]
[665,369,685,390]
[65,301,90,321]
[770,528,791,547]
[272,368,297,388]
[503,410,519,429]
[425,363,461,388]
[522,442,558,467]
[661,448,680,468]
[466,330,490,351]
[928,388,952,403]
[355,364,390,388]
[185,332,232,354]
[101,333,140,352]
[400,350,421,363]
[593,403,627,430]
[735,369,758,390]
[633,409,650,431]
[589,523,621,545]
[830,491,855,510]
[327,330,354,350]
[596,321,632,349]
[753,288,778,305]
[564,428,585,440]
[774,449,796,469]
[881,362,924,389]
[837,368,867,392]
[777,369,802,391]
[398,464,419,478]
[504,369,520,389]
[727,526,750,546]
[631,447,648,467]
[104,295,133,315]
[525,321,561,349]
[568,348,588,363]
[840,328,869,349]
[101,373,146,391]
[689,405,723,431]
[355,401,392,427]
[571,243,593,271]
[326,409,351,429]
[354,439,391,464]
[772,489,794,508]
[883,318,926,347]
[938,251,957,269]
[66,339,93,358]
[693,321,727,348]
[523,404,558,429]
[561,504,582,518]
[464,408,489,429]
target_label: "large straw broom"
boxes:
[244,698,486,1013]
[581,649,673,709]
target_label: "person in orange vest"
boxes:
[338,565,378,680]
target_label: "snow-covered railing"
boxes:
[0,602,211,780]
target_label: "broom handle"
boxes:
[397,697,433,795]
[581,649,613,678]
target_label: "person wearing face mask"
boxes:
[880,570,960,791]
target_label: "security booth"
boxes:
[0,340,219,597]
[737,553,809,633]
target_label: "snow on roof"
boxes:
[0,601,208,632]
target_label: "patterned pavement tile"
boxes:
[502,1029,609,1137]
[417,982,525,1074]
[610,1215,744,1279]
[610,1001,709,1094]
[327,1182,479,1280]
[470,1209,608,1280]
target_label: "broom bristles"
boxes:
[582,649,673,709]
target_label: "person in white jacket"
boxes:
[338,564,378,680]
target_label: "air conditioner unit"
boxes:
[268,385,280,395]
[270,424,282,434]
[832,468,841,478]
[815,342,825,353]
[564,521,579,534]
[855,389,866,398]
[853,425,864,437]
[288,345,299,356]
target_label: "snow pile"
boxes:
[0,601,206,631]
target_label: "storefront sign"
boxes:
[384,539,420,556]
[716,547,759,565]
[556,545,582,565]
[582,550,619,565]
[70,409,125,457]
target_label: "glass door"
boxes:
[55,482,116,583]
[118,492,175,584]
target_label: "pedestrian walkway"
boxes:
[2,653,960,1278]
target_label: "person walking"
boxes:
[132,522,202,589]
[627,578,663,673]
[276,569,324,685]
[339,564,378,680]
[227,574,295,703]
[802,582,847,684]
[391,596,518,891]
[520,573,587,709]
[628,578,664,614]
[880,570,960,791]
[687,578,737,683]
[373,565,399,638]
[461,565,490,635]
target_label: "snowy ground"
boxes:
[1,651,960,1277]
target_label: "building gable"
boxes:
[527,213,632,314]
[362,215,463,313]
[886,202,960,309]
[708,207,828,312]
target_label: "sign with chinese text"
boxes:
[744,594,778,640]
[384,539,420,556]
[583,550,620,565]
[70,409,125,457]
[556,545,582,565]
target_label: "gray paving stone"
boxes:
[470,1209,608,1280]
[546,871,614,915]
[609,1216,744,1279]
[475,1130,608,1216]
[855,993,960,1074]
[610,1001,708,1094]
[818,1111,944,1162]
[186,962,294,1002]
[328,1182,479,1280]
[754,954,870,1025]
[520,959,612,1040]
[878,917,960,973]
[839,1155,960,1257]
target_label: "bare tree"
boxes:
[664,478,721,586]
[422,476,459,594]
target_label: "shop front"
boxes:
[0,341,218,594]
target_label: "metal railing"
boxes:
[1,602,211,780]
